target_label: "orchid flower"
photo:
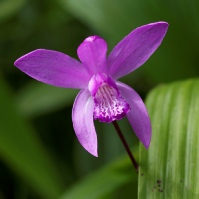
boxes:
[14,22,168,157]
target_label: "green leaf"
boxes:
[138,78,199,198]
[16,81,78,118]
[0,77,64,198]
[60,156,137,199]
[0,0,26,22]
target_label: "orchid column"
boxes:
[14,22,168,168]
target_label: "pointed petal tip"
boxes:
[85,142,98,157]
[84,147,98,157]
[158,21,169,29]
[14,60,18,67]
[142,130,152,150]
[14,49,34,67]
[143,141,150,150]
[85,143,98,157]
[14,49,46,68]
[148,21,169,27]
[14,52,27,67]
[90,150,98,157]
[143,21,169,34]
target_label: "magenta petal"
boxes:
[14,49,90,89]
[72,89,98,156]
[108,22,169,79]
[117,82,152,149]
[77,36,108,75]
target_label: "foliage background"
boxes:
[0,0,199,198]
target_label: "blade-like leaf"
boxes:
[60,156,137,199]
[138,79,199,198]
[16,81,78,118]
[0,77,64,198]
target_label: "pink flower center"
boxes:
[88,73,130,123]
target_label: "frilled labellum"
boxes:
[88,73,130,123]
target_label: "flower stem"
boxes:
[112,121,139,173]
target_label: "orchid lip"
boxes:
[88,73,130,123]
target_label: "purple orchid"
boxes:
[14,22,168,157]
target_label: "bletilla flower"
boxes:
[14,22,168,157]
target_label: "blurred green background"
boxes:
[1,0,199,198]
